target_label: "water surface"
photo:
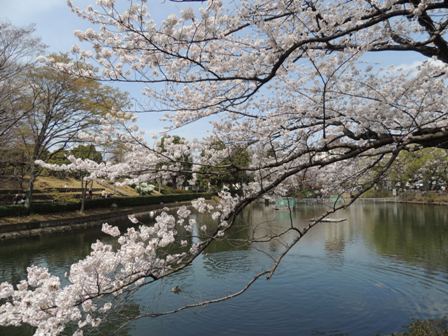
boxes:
[1,202,447,335]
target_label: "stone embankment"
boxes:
[0,202,190,240]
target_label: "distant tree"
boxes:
[0,141,29,190]
[198,140,251,194]
[46,149,71,178]
[69,144,103,212]
[14,54,128,212]
[157,135,193,191]
[108,141,128,164]
[386,148,448,191]
[0,22,43,144]
[71,144,103,164]
[0,22,43,190]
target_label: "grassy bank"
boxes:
[1,176,138,196]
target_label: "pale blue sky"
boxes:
[0,1,424,140]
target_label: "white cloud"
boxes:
[0,0,65,24]
[389,58,447,78]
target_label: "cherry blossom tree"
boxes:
[1,1,448,335]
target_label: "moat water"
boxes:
[1,202,447,335]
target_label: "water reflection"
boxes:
[0,203,447,335]
[353,203,448,272]
[0,232,96,284]
[85,303,141,336]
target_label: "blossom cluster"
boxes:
[2,0,448,334]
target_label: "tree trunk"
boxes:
[25,161,36,214]
[80,175,86,213]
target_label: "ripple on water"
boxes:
[149,253,448,336]
[202,250,257,277]
[263,255,448,334]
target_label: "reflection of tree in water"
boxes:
[199,209,252,254]
[2,204,448,335]
[199,204,340,255]
[197,209,253,276]
[0,231,97,284]
[198,204,291,253]
[198,204,334,276]
[321,216,358,268]
[324,229,346,268]
[80,303,140,336]
[0,302,140,336]
[358,203,448,272]
[197,205,284,276]
[0,230,141,335]
[0,216,148,284]
[0,325,34,336]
